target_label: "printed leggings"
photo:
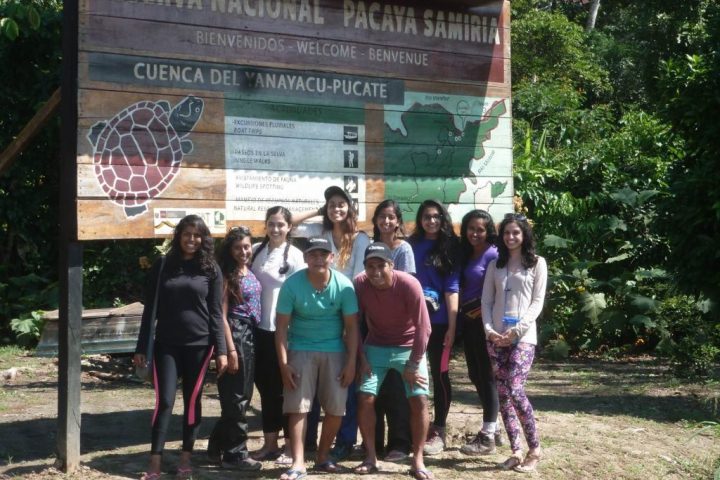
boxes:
[151,342,214,454]
[486,341,539,452]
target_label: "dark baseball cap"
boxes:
[305,236,332,253]
[324,185,352,204]
[364,242,393,263]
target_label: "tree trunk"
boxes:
[586,0,601,32]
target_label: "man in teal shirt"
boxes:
[275,236,358,480]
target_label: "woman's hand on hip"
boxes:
[133,353,146,367]
[216,354,228,378]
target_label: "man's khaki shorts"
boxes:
[282,350,348,416]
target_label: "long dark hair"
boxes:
[320,193,359,269]
[372,199,406,241]
[496,214,538,269]
[252,206,293,275]
[166,214,216,277]
[218,226,252,305]
[459,209,497,268]
[409,199,458,275]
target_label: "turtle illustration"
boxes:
[87,95,204,218]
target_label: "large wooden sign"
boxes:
[76,0,512,239]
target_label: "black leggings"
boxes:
[151,342,213,454]
[427,324,451,428]
[374,369,411,454]
[462,315,499,423]
[254,328,288,435]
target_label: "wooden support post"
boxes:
[57,0,80,472]
[56,242,83,471]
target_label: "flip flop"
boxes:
[314,459,344,473]
[498,453,523,470]
[354,460,379,475]
[280,468,307,480]
[409,468,434,479]
[252,448,282,461]
[140,473,161,480]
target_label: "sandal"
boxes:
[409,468,434,479]
[252,448,282,461]
[353,460,379,475]
[280,468,307,480]
[175,466,193,480]
[514,450,542,473]
[498,452,523,470]
[314,459,344,473]
[140,473,161,480]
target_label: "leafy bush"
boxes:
[10,310,44,348]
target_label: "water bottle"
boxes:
[502,315,519,345]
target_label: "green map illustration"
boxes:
[384,92,511,215]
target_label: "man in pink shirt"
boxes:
[353,242,433,480]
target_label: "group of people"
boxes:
[133,186,547,480]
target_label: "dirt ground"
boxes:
[0,348,718,480]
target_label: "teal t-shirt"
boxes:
[276,268,359,352]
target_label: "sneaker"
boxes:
[494,429,506,447]
[221,456,262,471]
[329,442,352,461]
[460,431,496,455]
[423,427,445,456]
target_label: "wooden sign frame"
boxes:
[58,0,513,471]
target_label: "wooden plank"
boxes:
[77,167,514,199]
[0,88,61,175]
[76,87,511,127]
[81,15,506,85]
[81,0,509,58]
[77,194,515,240]
[78,66,512,102]
[37,312,143,357]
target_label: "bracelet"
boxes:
[405,359,420,371]
[228,350,236,353]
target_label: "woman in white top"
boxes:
[250,206,305,463]
[481,213,547,474]
[293,185,371,280]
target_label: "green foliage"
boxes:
[83,240,159,308]
[657,3,720,309]
[10,310,44,348]
[512,9,610,100]
[0,0,42,41]
[509,3,717,370]
[0,0,61,339]
[655,295,720,379]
